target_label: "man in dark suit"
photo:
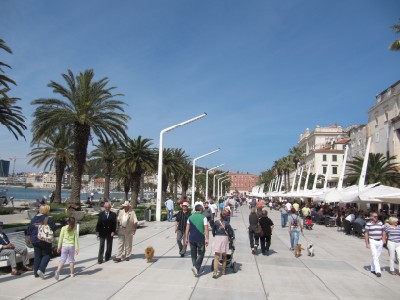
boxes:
[95,202,117,264]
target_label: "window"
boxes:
[323,154,327,161]
[375,132,380,143]
[332,155,337,162]
[375,117,378,127]
[385,112,389,123]
[332,166,338,175]
[323,166,327,174]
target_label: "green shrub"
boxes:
[79,219,97,236]
[49,212,69,225]
[50,203,66,211]
[0,207,14,215]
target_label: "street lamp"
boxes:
[213,171,228,198]
[220,178,230,198]
[217,175,229,200]
[156,113,207,222]
[191,149,220,207]
[205,164,224,201]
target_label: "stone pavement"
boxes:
[1,205,400,300]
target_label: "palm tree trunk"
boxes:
[54,160,66,204]
[130,172,141,208]
[68,124,90,210]
[123,178,130,201]
[104,160,112,200]
[181,178,189,198]
[173,176,178,201]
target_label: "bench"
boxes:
[0,231,34,268]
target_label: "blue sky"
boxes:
[1,0,399,175]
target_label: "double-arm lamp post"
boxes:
[213,171,228,198]
[191,149,220,207]
[156,113,207,222]
[217,175,229,200]
[205,164,224,201]
[220,178,230,198]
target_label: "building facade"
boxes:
[228,172,259,194]
[367,80,400,166]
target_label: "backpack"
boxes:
[291,215,299,227]
[37,216,54,243]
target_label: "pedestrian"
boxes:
[175,201,191,257]
[28,204,56,279]
[248,207,260,254]
[364,212,386,277]
[114,201,138,262]
[211,210,234,279]
[259,209,274,256]
[288,207,303,251]
[165,197,174,222]
[383,217,400,275]
[279,203,288,228]
[54,217,79,280]
[209,200,218,228]
[96,202,117,264]
[268,201,273,211]
[203,201,212,225]
[0,221,33,275]
[185,204,209,277]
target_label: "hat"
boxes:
[181,201,189,207]
[121,201,131,207]
[0,221,3,226]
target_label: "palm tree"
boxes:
[0,91,26,140]
[346,153,400,186]
[180,161,192,199]
[281,155,295,191]
[31,69,130,210]
[89,137,118,200]
[161,148,185,200]
[116,136,157,208]
[289,146,305,167]
[389,19,400,51]
[0,39,26,139]
[28,129,73,203]
[171,148,189,200]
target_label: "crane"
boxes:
[9,156,28,184]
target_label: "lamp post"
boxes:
[217,175,229,200]
[213,171,228,198]
[191,149,220,207]
[156,113,207,222]
[205,164,224,201]
[220,178,230,198]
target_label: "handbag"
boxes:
[219,219,234,241]
[37,216,54,243]
[255,222,264,237]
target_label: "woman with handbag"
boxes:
[248,207,260,254]
[211,211,234,278]
[259,209,274,256]
[28,205,56,279]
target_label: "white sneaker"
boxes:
[191,266,198,277]
[70,273,75,278]
[54,271,59,281]
[37,270,45,279]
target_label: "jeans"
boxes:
[281,214,288,227]
[260,235,271,254]
[167,209,174,221]
[190,242,205,273]
[248,228,259,249]
[176,230,187,255]
[98,235,113,262]
[290,229,300,249]
[387,240,400,272]
[369,238,383,273]
[33,241,52,276]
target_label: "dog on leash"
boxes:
[307,242,315,257]
[144,246,155,263]
[294,244,303,257]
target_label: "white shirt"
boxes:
[285,202,292,211]
[209,203,217,214]
[165,199,174,210]
[194,201,204,208]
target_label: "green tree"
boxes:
[89,137,118,200]
[31,69,130,210]
[161,148,186,201]
[389,19,400,51]
[0,39,26,139]
[171,148,189,200]
[346,153,400,186]
[116,136,157,208]
[28,129,73,203]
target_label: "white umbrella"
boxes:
[359,185,400,204]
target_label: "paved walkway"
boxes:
[1,206,399,300]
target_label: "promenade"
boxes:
[1,205,399,300]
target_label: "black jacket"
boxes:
[96,210,117,237]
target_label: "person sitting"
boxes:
[354,214,366,227]
[0,221,33,275]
